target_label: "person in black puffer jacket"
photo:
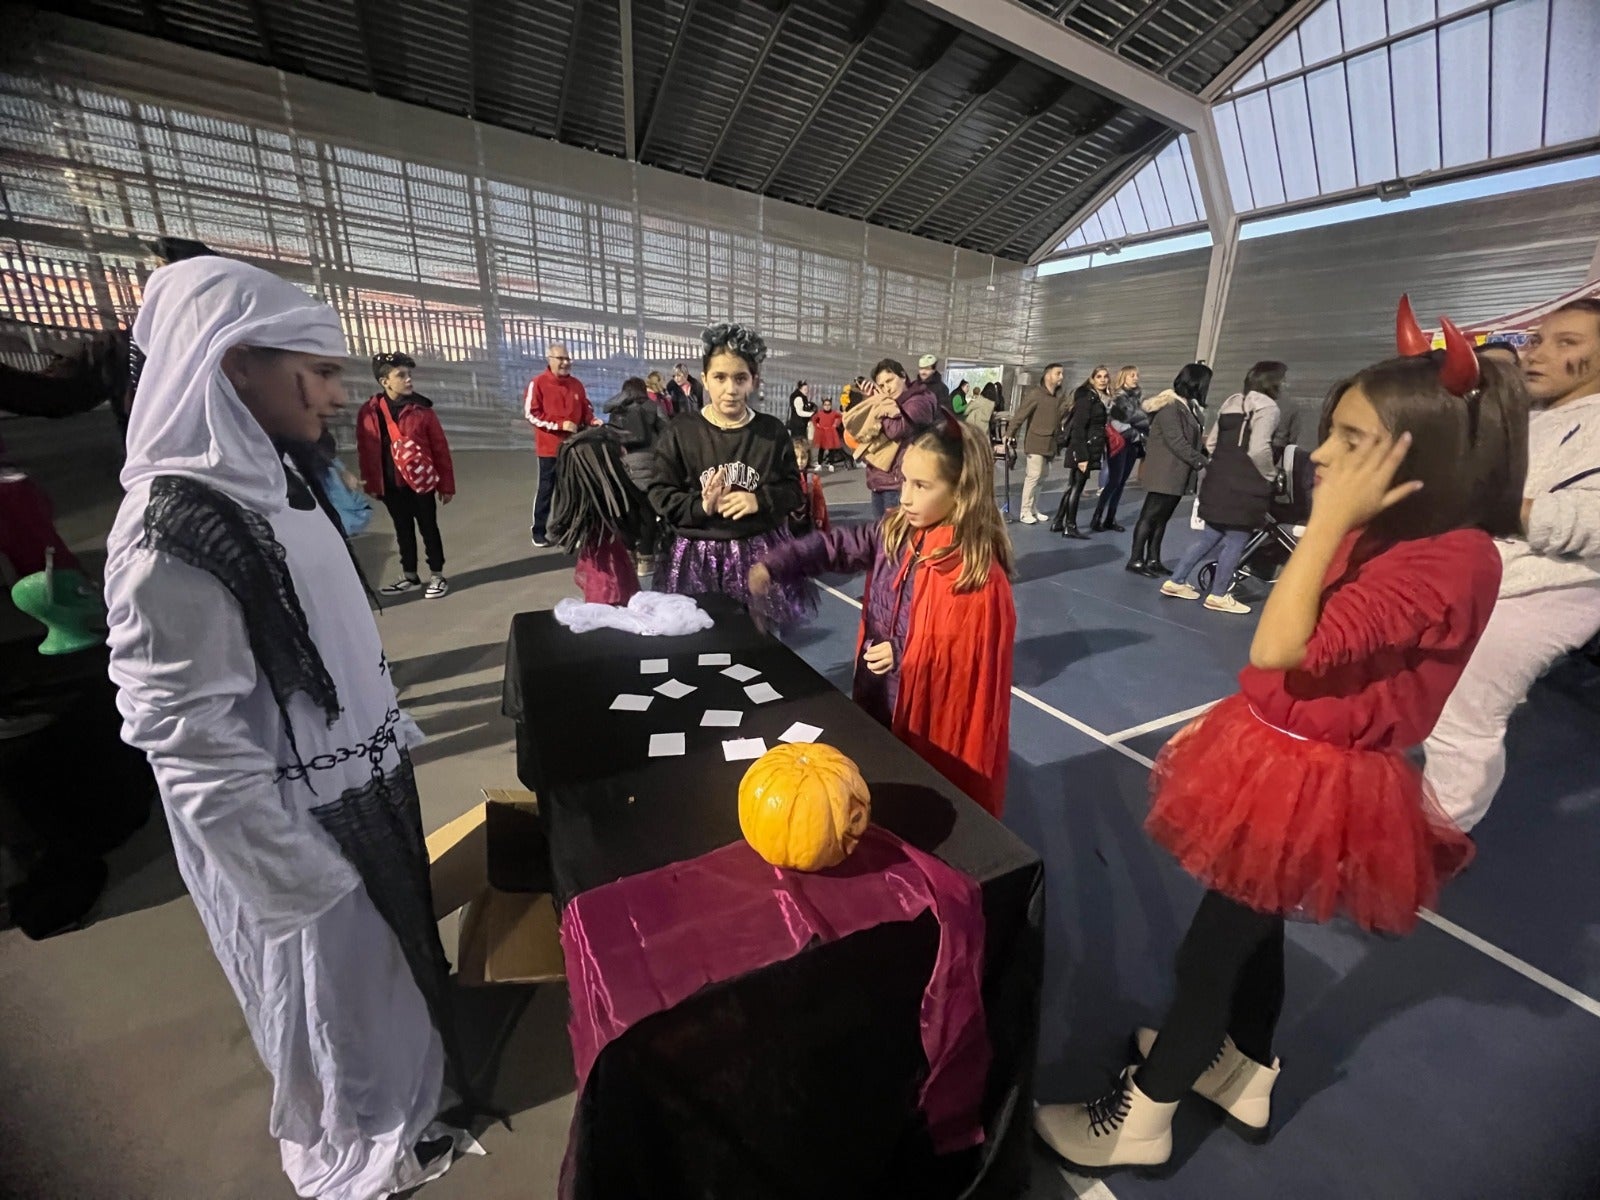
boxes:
[1092,365,1150,533]
[1050,365,1110,539]
[604,376,667,571]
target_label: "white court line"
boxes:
[1106,700,1220,743]
[1060,1169,1119,1200]
[811,581,1600,1020]
[816,581,865,610]
[1417,910,1600,1019]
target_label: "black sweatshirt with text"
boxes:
[649,410,802,540]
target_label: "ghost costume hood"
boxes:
[118,256,345,517]
[105,258,479,1200]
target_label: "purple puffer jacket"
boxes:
[866,380,943,495]
[760,520,915,726]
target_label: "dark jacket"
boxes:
[1197,391,1280,529]
[605,389,667,491]
[865,380,943,494]
[1010,383,1066,458]
[922,371,951,407]
[1139,389,1208,496]
[1062,384,1108,468]
[788,390,817,438]
[666,376,704,414]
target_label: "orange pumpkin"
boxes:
[738,743,872,872]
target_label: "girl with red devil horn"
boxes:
[1035,295,1529,1173]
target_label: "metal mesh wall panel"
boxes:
[0,16,1035,447]
[1211,178,1600,411]
[1028,249,1210,389]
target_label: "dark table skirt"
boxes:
[502,594,1043,1200]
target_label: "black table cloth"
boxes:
[502,594,1043,1200]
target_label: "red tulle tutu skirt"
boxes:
[1146,694,1474,935]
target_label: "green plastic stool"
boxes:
[10,551,105,656]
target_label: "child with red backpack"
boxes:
[357,352,456,598]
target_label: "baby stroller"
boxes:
[1196,445,1315,597]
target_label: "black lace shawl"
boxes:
[139,475,342,761]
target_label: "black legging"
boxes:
[1050,463,1091,530]
[1137,890,1285,1102]
[1129,492,1182,565]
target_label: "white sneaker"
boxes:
[1134,1028,1279,1136]
[1204,593,1252,615]
[381,575,421,595]
[1034,1066,1178,1170]
[424,575,450,599]
[1020,512,1039,525]
[1160,580,1199,600]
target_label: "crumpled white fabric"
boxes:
[554,590,714,636]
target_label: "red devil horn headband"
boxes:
[1395,294,1481,397]
[1395,294,1431,356]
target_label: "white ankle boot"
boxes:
[1034,1066,1178,1169]
[1135,1027,1280,1136]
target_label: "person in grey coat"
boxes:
[1010,362,1066,523]
[1126,362,1212,576]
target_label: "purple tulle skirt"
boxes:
[659,529,817,630]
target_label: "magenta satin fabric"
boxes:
[559,824,991,1153]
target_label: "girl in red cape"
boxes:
[752,415,1016,817]
[1036,301,1530,1174]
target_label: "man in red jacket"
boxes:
[523,342,593,547]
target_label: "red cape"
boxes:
[889,526,1016,817]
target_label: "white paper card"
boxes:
[654,678,696,699]
[641,659,669,674]
[778,721,822,744]
[722,737,768,762]
[721,664,761,682]
[610,694,654,712]
[700,709,743,727]
[745,682,782,705]
[648,733,685,757]
[697,653,732,666]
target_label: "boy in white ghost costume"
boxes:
[104,258,479,1199]
[1424,299,1600,831]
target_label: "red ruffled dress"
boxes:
[1147,528,1502,934]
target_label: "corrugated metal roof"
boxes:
[1023,0,1291,93]
[38,0,1301,258]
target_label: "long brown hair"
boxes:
[1319,354,1528,543]
[881,417,1014,592]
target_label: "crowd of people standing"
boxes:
[27,244,1593,1197]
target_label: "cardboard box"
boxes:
[427,789,566,986]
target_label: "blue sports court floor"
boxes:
[4,421,1595,1199]
[802,482,1600,1200]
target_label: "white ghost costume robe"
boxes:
[104,259,475,1199]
